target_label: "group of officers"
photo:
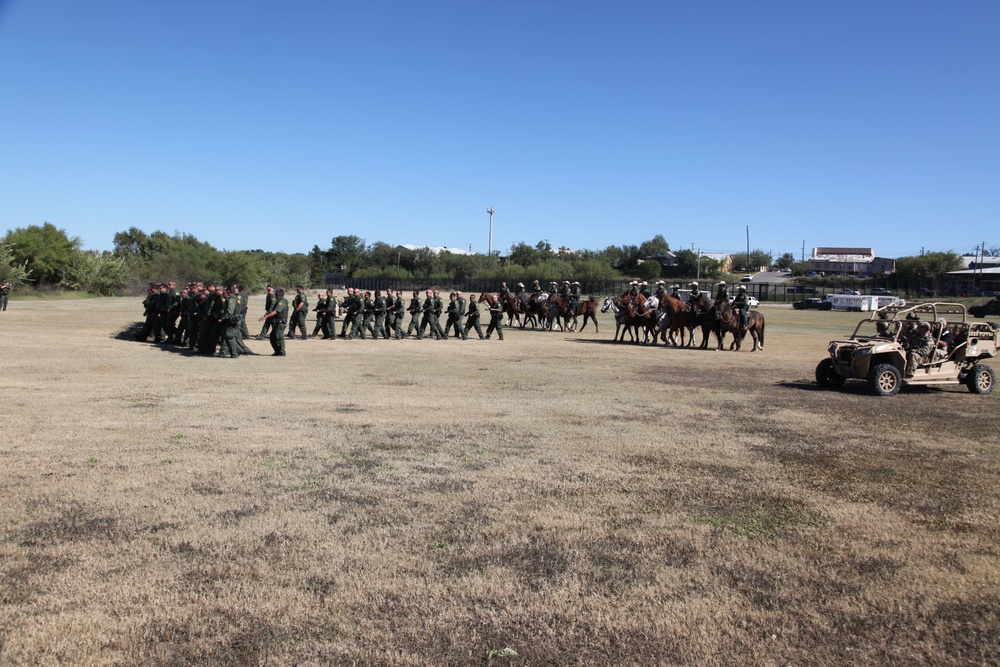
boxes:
[622,279,752,329]
[135,281,256,358]
[135,281,509,357]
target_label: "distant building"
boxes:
[701,253,733,273]
[400,244,474,256]
[650,252,733,274]
[808,247,895,275]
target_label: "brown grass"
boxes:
[0,298,997,666]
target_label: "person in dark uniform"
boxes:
[258,288,289,356]
[288,286,309,339]
[464,293,484,340]
[485,293,504,340]
[256,286,276,340]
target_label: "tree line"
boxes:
[1,222,982,296]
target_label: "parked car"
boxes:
[740,274,753,283]
[729,295,760,308]
[837,289,861,295]
[793,298,833,310]
[790,286,817,294]
[871,288,893,296]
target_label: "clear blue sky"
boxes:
[1,0,997,260]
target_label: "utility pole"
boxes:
[487,208,495,256]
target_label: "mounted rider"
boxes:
[627,281,639,298]
[499,281,510,301]
[714,281,729,303]
[654,281,666,300]
[686,282,704,316]
[515,282,525,296]
[639,281,650,298]
[732,285,750,330]
[669,283,680,298]
[569,281,581,312]
[531,280,542,299]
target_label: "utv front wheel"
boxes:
[966,364,995,394]
[868,363,902,396]
[815,358,845,388]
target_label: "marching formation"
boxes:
[134,282,510,357]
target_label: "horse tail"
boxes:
[758,317,765,349]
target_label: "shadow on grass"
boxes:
[777,379,941,396]
[113,321,261,357]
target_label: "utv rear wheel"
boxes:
[815,358,845,388]
[966,364,995,394]
[868,363,901,396]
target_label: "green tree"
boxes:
[777,252,796,270]
[895,252,963,279]
[0,242,32,286]
[60,251,131,296]
[327,235,368,276]
[636,260,661,281]
[508,242,539,267]
[674,249,699,277]
[3,222,81,284]
[211,251,266,291]
[639,234,670,258]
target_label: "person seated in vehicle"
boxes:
[932,317,954,359]
[714,281,729,303]
[875,311,892,338]
[687,282,703,314]
[904,321,933,377]
[732,285,750,330]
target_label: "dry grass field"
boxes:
[0,296,997,666]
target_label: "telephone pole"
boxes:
[487,208,495,255]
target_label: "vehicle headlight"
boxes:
[856,348,871,356]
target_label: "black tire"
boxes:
[816,358,846,388]
[966,364,995,395]
[868,363,902,396]
[969,306,985,318]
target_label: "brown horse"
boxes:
[712,301,765,351]
[654,295,712,348]
[546,294,600,333]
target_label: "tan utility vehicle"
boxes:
[816,303,996,396]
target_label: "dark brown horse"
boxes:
[654,295,713,348]
[712,301,765,351]
[546,294,600,333]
